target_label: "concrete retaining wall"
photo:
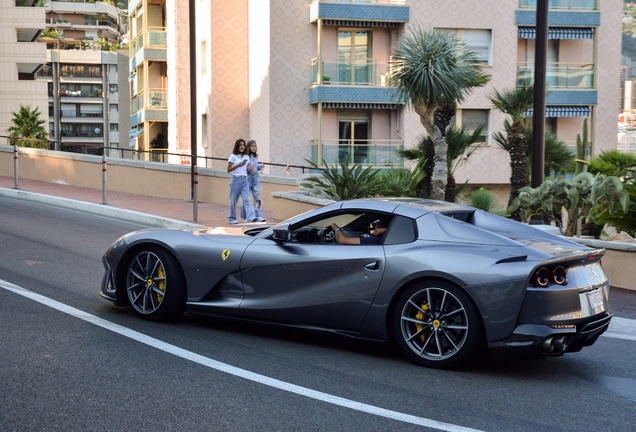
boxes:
[0,145,298,209]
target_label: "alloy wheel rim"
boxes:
[127,251,167,314]
[400,287,469,361]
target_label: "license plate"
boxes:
[587,290,604,309]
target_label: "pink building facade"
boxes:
[133,0,621,195]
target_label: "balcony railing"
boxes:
[60,110,103,118]
[132,88,167,113]
[517,63,594,89]
[518,0,597,9]
[37,63,103,79]
[130,27,166,57]
[311,58,392,86]
[84,19,118,30]
[311,139,403,166]
[61,128,104,138]
[61,64,103,78]
[311,0,407,4]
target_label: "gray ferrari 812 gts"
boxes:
[100,198,612,369]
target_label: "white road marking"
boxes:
[0,279,482,432]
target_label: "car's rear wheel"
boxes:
[125,247,185,321]
[393,281,483,369]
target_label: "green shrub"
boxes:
[463,188,506,216]
[509,172,629,236]
[377,162,425,197]
[301,158,382,201]
[591,180,636,237]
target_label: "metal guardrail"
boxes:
[0,139,321,223]
[0,138,319,175]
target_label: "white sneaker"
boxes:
[256,217,266,222]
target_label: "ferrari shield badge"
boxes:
[222,249,231,261]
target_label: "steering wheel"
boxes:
[319,226,335,244]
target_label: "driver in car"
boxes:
[329,220,388,245]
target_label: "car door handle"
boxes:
[365,261,380,271]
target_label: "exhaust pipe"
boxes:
[553,336,567,352]
[542,337,554,353]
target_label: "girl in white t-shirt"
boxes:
[227,139,255,224]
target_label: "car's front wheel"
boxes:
[393,281,483,369]
[125,247,186,321]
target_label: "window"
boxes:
[451,109,490,144]
[338,110,369,164]
[436,28,492,65]
[201,113,208,148]
[110,123,118,132]
[201,40,207,75]
[110,104,118,112]
[110,64,117,74]
[338,30,370,84]
[288,211,398,245]
[109,84,118,93]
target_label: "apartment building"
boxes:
[35,0,129,154]
[0,0,48,143]
[130,0,621,195]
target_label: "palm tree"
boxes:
[391,28,489,200]
[490,84,534,220]
[7,105,49,149]
[494,123,575,178]
[588,150,636,178]
[445,124,485,201]
[398,125,484,201]
[397,134,433,197]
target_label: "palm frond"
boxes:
[390,27,490,108]
[463,188,507,216]
[446,125,485,173]
[490,84,534,123]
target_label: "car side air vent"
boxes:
[496,255,528,264]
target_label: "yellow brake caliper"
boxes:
[415,303,429,342]
[157,264,166,302]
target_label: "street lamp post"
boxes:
[189,0,198,222]
[531,0,549,188]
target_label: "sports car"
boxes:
[100,198,612,369]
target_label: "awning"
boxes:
[322,102,401,109]
[323,19,401,28]
[128,125,144,146]
[518,26,594,40]
[524,106,591,118]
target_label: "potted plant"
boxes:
[322,75,331,84]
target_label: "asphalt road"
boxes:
[0,196,635,432]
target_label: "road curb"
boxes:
[0,187,205,230]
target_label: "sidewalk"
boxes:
[0,176,278,229]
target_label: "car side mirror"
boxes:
[272,223,291,241]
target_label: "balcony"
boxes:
[311,139,404,166]
[517,63,594,89]
[518,0,597,9]
[131,88,167,113]
[311,57,392,86]
[130,27,167,68]
[60,110,103,118]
